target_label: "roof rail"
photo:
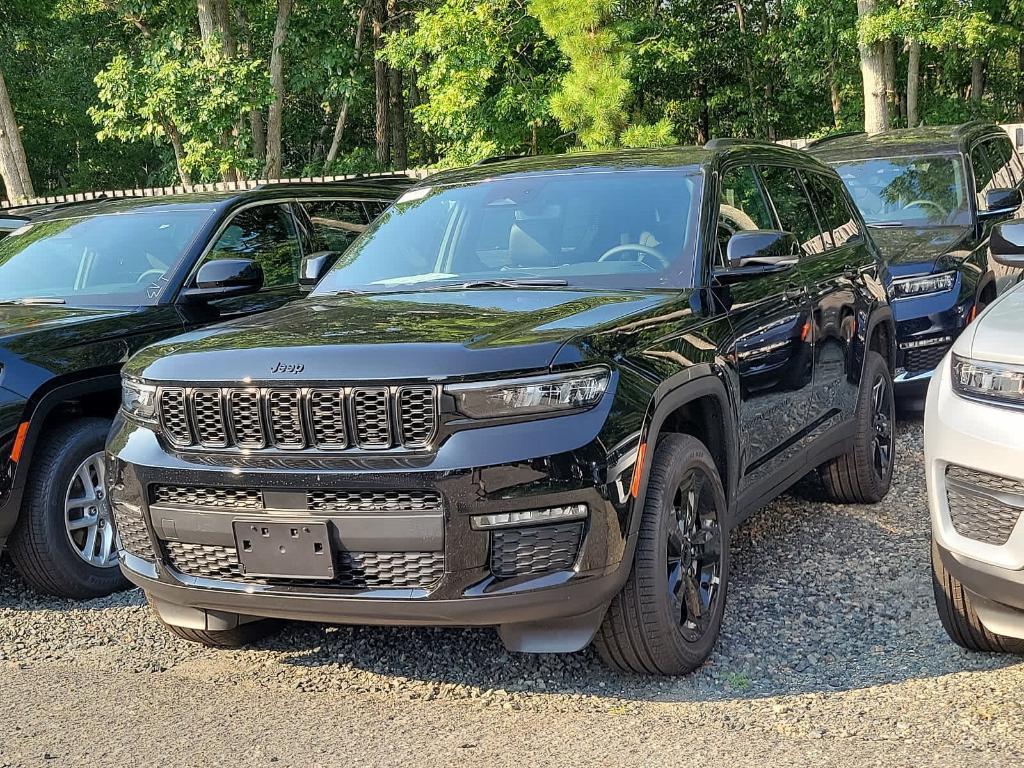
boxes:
[804,130,866,149]
[0,170,421,211]
[703,137,778,150]
[473,155,523,166]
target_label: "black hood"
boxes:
[0,305,137,347]
[868,225,974,277]
[129,289,680,383]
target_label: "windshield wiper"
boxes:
[433,278,570,290]
[0,297,67,305]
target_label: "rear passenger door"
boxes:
[717,164,815,496]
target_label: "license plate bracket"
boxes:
[233,520,334,580]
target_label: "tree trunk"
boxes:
[234,5,265,163]
[857,0,889,135]
[160,118,193,185]
[387,0,407,170]
[829,61,842,127]
[971,56,985,103]
[883,37,898,127]
[198,0,240,181]
[372,0,390,168]
[1018,42,1024,119]
[0,68,33,201]
[906,38,920,127]
[263,0,293,179]
[325,1,369,170]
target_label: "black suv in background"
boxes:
[810,123,1024,403]
[109,144,895,675]
[0,179,409,598]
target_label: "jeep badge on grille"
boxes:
[271,362,305,374]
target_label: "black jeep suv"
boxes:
[108,144,896,674]
[0,179,409,598]
[810,123,1024,403]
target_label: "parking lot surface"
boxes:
[2,420,1022,767]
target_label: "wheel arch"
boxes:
[863,305,896,376]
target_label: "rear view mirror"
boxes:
[181,258,264,301]
[981,188,1022,220]
[299,250,340,290]
[990,220,1024,269]
[714,230,799,283]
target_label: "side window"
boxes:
[1010,145,1024,185]
[301,200,370,253]
[717,165,773,265]
[971,143,996,209]
[805,172,862,248]
[984,138,1018,189]
[205,204,301,288]
[758,165,828,256]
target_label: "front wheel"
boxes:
[595,434,729,675]
[818,350,894,504]
[7,418,129,599]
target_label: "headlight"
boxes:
[447,366,610,419]
[951,354,1024,407]
[121,376,158,424]
[892,271,956,298]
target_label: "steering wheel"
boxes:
[597,243,670,270]
[136,269,166,285]
[901,199,946,218]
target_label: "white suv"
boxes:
[926,219,1024,653]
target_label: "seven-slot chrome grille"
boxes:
[157,385,439,451]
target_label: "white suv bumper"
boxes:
[926,354,1024,638]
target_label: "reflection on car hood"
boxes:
[961,281,1024,366]
[129,288,679,382]
[869,226,973,277]
[0,305,136,348]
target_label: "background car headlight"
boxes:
[892,271,956,298]
[447,366,610,419]
[121,376,158,424]
[951,354,1024,407]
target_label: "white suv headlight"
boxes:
[121,376,158,424]
[447,366,610,419]
[951,354,1024,408]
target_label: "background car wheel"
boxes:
[931,538,1024,654]
[7,417,129,599]
[818,350,894,504]
[595,434,729,675]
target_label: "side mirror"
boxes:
[990,220,1024,269]
[980,188,1022,220]
[181,258,264,301]
[299,250,340,290]
[714,230,799,283]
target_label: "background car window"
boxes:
[971,144,997,209]
[983,138,1019,190]
[1010,148,1024,184]
[758,165,828,255]
[301,200,369,253]
[805,172,861,248]
[205,204,301,288]
[717,165,773,265]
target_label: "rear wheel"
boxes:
[595,434,729,675]
[818,350,894,504]
[8,418,128,599]
[931,538,1024,654]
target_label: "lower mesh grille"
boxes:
[151,485,264,510]
[162,542,444,588]
[946,466,1024,546]
[113,506,155,561]
[904,343,949,373]
[490,522,583,578]
[307,489,442,512]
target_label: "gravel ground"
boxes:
[2,419,1023,767]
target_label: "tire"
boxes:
[7,417,129,599]
[156,614,283,649]
[930,537,1024,654]
[818,350,894,504]
[595,434,730,675]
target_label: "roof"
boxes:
[416,142,824,187]
[808,122,1005,161]
[20,177,414,224]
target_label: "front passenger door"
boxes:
[181,202,304,325]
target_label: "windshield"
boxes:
[0,209,212,306]
[830,154,970,227]
[312,170,702,294]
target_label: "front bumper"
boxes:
[925,356,1024,636]
[107,403,639,652]
[891,280,973,392]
